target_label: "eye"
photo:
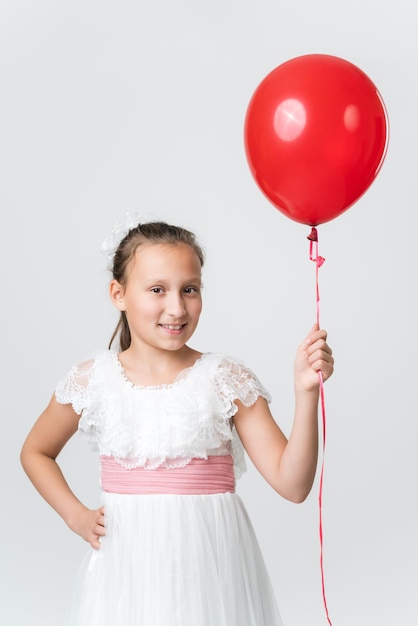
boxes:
[184,286,200,294]
[150,287,164,294]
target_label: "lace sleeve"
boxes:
[55,359,95,415]
[213,357,271,480]
[215,358,272,409]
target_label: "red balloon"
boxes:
[244,54,389,226]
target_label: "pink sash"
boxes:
[101,455,235,495]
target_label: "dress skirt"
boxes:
[67,490,283,626]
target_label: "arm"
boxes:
[20,395,105,549]
[233,324,334,503]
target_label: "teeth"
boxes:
[164,325,183,330]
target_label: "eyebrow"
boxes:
[144,276,202,284]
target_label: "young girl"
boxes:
[21,220,334,626]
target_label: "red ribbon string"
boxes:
[307,226,325,327]
[307,227,333,626]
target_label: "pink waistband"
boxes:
[100,455,235,495]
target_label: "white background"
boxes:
[1,1,417,625]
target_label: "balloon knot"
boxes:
[307,227,318,242]
[316,256,326,268]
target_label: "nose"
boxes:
[166,292,186,317]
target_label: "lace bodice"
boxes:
[55,351,271,479]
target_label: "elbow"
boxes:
[269,468,315,503]
[288,491,309,504]
[20,438,38,475]
[20,442,30,473]
[277,485,311,504]
[281,475,316,503]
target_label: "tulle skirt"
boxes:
[67,491,283,626]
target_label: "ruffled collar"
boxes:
[109,350,211,391]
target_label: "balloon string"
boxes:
[307,226,325,326]
[307,227,333,626]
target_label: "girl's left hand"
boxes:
[294,324,334,392]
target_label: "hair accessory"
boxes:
[100,212,144,270]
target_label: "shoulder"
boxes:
[210,352,263,380]
[54,349,115,412]
[58,349,113,383]
[207,353,272,407]
[199,352,251,370]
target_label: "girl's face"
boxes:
[111,242,203,353]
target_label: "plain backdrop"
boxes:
[1,1,417,625]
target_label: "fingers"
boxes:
[308,355,334,381]
[305,323,327,345]
[96,509,106,535]
[307,339,332,360]
[88,507,106,550]
[304,326,334,381]
[90,533,104,550]
[305,322,319,338]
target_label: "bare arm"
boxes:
[20,395,105,549]
[233,325,334,503]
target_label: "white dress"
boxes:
[55,350,283,626]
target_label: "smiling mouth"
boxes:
[160,324,186,330]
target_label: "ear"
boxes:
[110,279,126,311]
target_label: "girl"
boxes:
[21,220,334,626]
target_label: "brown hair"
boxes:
[108,221,205,351]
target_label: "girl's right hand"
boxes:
[69,506,106,550]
